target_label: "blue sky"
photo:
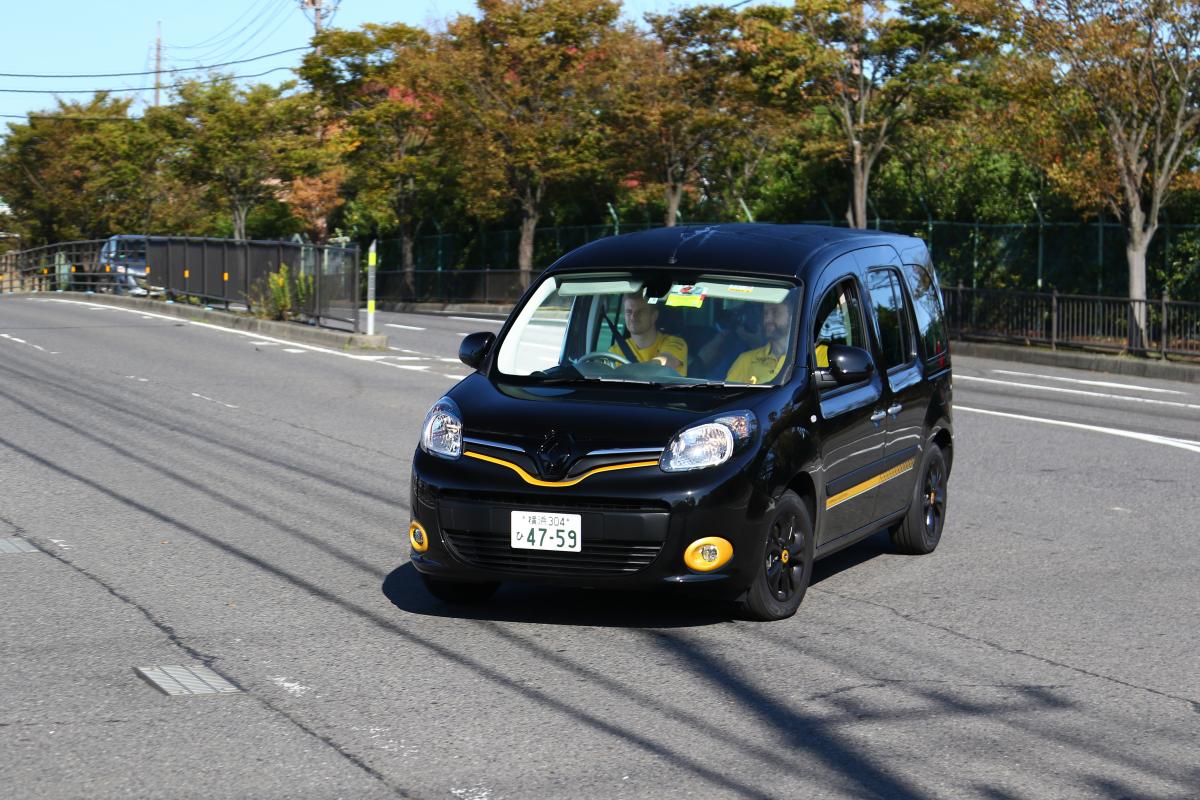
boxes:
[1,0,737,123]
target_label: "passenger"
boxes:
[697,303,762,379]
[725,301,791,385]
[610,293,688,375]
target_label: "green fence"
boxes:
[374,219,1200,302]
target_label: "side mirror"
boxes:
[826,344,875,384]
[459,331,496,370]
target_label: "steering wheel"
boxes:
[575,350,631,369]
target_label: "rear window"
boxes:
[901,263,946,361]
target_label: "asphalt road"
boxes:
[1,297,1197,800]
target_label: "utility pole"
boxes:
[154,20,162,107]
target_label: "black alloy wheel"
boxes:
[742,490,815,621]
[892,444,948,555]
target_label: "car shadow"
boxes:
[382,562,735,628]
[810,529,894,587]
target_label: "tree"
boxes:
[741,0,993,228]
[0,96,184,244]
[168,78,312,241]
[615,6,762,227]
[303,24,443,290]
[1014,0,1200,349]
[431,0,623,285]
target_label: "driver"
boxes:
[609,293,688,375]
[725,300,791,385]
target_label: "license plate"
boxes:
[510,511,581,552]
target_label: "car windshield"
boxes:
[113,240,146,260]
[494,272,801,387]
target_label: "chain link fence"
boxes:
[373,219,1200,303]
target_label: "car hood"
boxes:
[447,374,765,476]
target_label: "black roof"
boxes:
[547,223,927,283]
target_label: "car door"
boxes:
[864,264,926,519]
[811,269,888,545]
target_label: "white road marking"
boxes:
[449,316,501,324]
[958,405,1200,454]
[455,332,468,337]
[957,375,1200,411]
[191,392,239,409]
[443,374,468,379]
[48,538,71,550]
[386,323,426,331]
[990,369,1189,396]
[282,348,307,354]
[248,341,278,346]
[269,676,311,697]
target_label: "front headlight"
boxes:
[660,411,757,472]
[420,396,462,459]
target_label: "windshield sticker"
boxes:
[665,284,706,308]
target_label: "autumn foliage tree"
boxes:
[431,0,622,285]
[1013,0,1200,348]
[741,0,994,229]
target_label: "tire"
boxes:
[419,573,500,604]
[892,444,948,555]
[741,490,815,622]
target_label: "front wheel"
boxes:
[419,573,500,605]
[892,444,948,555]
[741,491,815,621]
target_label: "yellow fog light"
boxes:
[409,521,429,553]
[683,537,733,573]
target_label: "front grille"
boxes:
[439,489,669,514]
[443,529,664,576]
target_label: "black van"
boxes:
[409,224,952,620]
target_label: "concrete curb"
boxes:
[65,293,388,349]
[951,340,1200,384]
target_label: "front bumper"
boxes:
[408,449,767,594]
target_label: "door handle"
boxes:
[887,403,902,417]
[870,409,886,424]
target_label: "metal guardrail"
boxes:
[0,236,361,331]
[943,285,1200,359]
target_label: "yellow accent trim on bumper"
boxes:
[463,450,658,488]
[826,458,916,510]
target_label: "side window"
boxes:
[901,263,947,362]
[867,269,914,371]
[812,279,867,368]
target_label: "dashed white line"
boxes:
[282,348,307,354]
[990,369,1189,396]
[386,323,426,331]
[191,392,239,409]
[957,375,1200,411]
[957,405,1200,454]
[443,374,468,380]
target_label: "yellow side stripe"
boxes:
[826,458,916,510]
[463,450,659,488]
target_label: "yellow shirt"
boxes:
[610,332,688,376]
[725,343,787,385]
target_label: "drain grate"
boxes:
[136,665,241,696]
[0,537,38,554]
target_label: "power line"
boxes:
[1,113,138,121]
[168,0,280,50]
[0,66,294,95]
[0,47,307,79]
[180,0,296,65]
